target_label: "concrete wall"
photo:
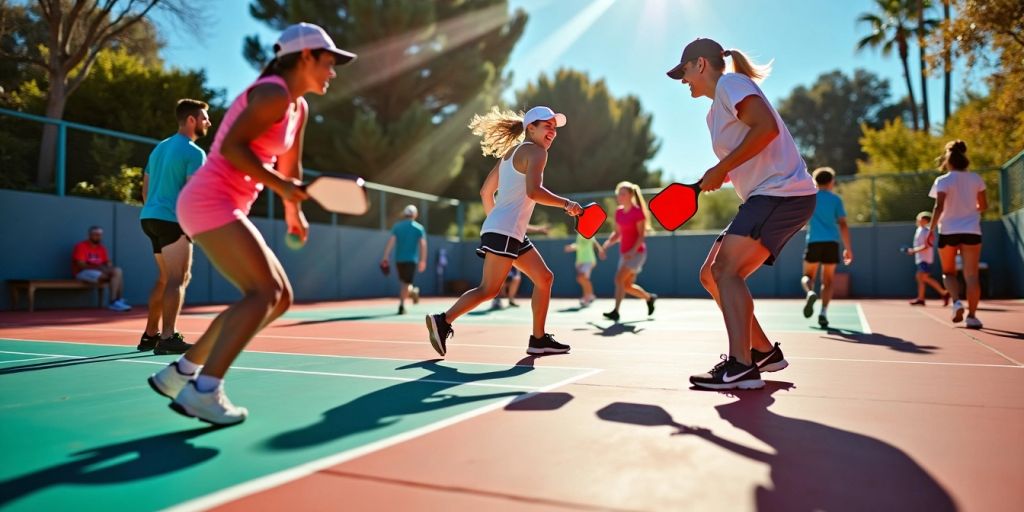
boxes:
[1,189,1021,310]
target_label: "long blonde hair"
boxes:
[616,181,652,232]
[724,48,772,82]
[468,107,525,158]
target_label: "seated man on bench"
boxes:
[73,226,131,312]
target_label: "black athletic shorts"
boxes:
[396,262,416,284]
[475,233,534,260]
[937,233,981,248]
[804,241,840,264]
[141,218,189,253]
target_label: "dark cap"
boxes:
[666,38,726,79]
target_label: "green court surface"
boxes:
[0,339,595,511]
[190,301,871,334]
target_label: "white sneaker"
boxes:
[171,381,248,426]
[114,298,132,310]
[410,287,420,304]
[148,362,196,399]
[965,316,983,329]
[951,301,965,323]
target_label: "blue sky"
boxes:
[157,0,968,184]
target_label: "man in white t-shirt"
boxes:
[904,211,948,306]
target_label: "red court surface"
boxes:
[1,297,1022,511]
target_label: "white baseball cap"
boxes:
[403,204,418,217]
[522,106,566,130]
[275,23,357,65]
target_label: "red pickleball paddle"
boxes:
[649,182,701,231]
[574,202,607,239]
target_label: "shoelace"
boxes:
[711,354,730,373]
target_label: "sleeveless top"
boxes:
[480,142,537,241]
[194,75,307,201]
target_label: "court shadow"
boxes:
[284,313,399,326]
[0,351,159,375]
[264,357,538,450]
[504,391,574,411]
[979,327,1024,340]
[0,426,220,507]
[596,383,955,511]
[556,305,588,313]
[822,328,939,354]
[585,321,647,337]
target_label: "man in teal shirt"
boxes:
[139,99,211,353]
[381,205,427,314]
[801,167,854,328]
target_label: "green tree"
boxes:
[777,69,908,175]
[245,0,527,202]
[513,69,661,193]
[857,0,921,130]
[0,0,201,189]
[2,47,221,198]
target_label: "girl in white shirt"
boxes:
[426,106,583,357]
[666,38,818,390]
[928,140,987,328]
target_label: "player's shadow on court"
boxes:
[582,320,648,337]
[0,426,220,507]
[596,383,955,512]
[978,327,1024,340]
[284,313,400,326]
[822,328,940,354]
[0,351,159,375]
[265,357,541,450]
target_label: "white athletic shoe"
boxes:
[148,362,196,399]
[410,286,420,304]
[170,381,248,426]
[107,300,131,312]
[951,300,965,323]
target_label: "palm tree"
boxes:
[942,0,952,124]
[857,0,920,130]
[915,0,939,132]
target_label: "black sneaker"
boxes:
[137,332,161,351]
[425,313,454,356]
[647,294,657,316]
[689,355,765,390]
[803,292,818,318]
[508,300,520,308]
[527,333,571,355]
[603,310,620,322]
[398,304,406,315]
[154,332,191,355]
[818,314,829,328]
[751,342,788,373]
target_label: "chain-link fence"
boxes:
[835,168,1002,224]
[1001,149,1024,214]
[0,107,465,236]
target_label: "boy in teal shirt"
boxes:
[565,233,606,306]
[801,167,853,328]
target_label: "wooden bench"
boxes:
[7,279,109,312]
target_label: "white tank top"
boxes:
[480,142,536,240]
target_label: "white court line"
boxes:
[2,337,1021,370]
[0,343,596,390]
[855,303,873,334]
[164,366,603,512]
[914,309,1023,367]
[0,355,66,364]
[118,359,547,390]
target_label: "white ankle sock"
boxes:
[820,306,828,315]
[175,356,200,375]
[195,375,222,393]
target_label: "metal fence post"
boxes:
[420,199,429,229]
[456,202,465,241]
[870,176,878,225]
[56,123,67,196]
[999,165,1008,216]
[379,189,387,230]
